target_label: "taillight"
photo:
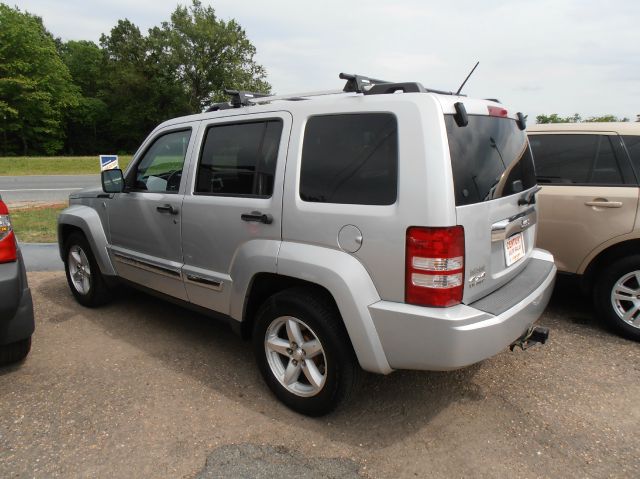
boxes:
[0,200,17,263]
[405,226,465,307]
[487,105,508,117]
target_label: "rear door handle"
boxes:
[584,200,623,208]
[156,204,179,215]
[241,211,273,224]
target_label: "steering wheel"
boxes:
[165,169,182,192]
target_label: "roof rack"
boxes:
[248,89,345,104]
[339,72,458,96]
[206,73,462,111]
[339,72,390,93]
[205,89,270,112]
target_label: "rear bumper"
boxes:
[369,249,556,371]
[0,250,35,346]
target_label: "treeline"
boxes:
[0,1,270,156]
[536,113,638,124]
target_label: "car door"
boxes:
[530,132,639,273]
[180,112,291,315]
[107,124,198,300]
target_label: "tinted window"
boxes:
[300,113,398,205]
[132,129,191,193]
[196,120,283,196]
[445,115,536,206]
[623,135,640,180]
[530,134,625,185]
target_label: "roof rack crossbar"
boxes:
[224,89,270,107]
[339,72,391,93]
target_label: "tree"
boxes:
[536,113,582,124]
[58,40,109,153]
[148,0,271,112]
[584,115,629,122]
[0,4,79,154]
[99,19,189,151]
[536,113,629,124]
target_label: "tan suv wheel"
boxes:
[595,256,640,341]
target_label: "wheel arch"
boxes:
[238,242,392,374]
[57,205,116,276]
[581,239,640,293]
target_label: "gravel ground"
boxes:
[1,272,638,478]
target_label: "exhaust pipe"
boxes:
[510,326,549,352]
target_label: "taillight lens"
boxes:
[487,105,508,117]
[405,226,465,307]
[0,200,17,263]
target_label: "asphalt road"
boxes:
[0,175,99,205]
[19,243,63,272]
[1,275,638,478]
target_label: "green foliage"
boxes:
[537,113,629,124]
[148,0,270,111]
[0,4,79,155]
[0,1,271,156]
[584,115,630,123]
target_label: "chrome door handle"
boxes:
[156,204,179,214]
[585,201,623,208]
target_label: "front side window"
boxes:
[196,120,283,196]
[300,113,398,205]
[132,129,191,193]
[530,134,626,185]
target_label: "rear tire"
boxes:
[252,287,360,416]
[64,232,112,307]
[594,256,640,341]
[0,336,31,366]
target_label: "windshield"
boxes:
[445,115,536,206]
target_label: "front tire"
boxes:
[594,256,640,341]
[63,232,112,307]
[252,287,359,416]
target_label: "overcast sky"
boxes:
[13,0,640,121]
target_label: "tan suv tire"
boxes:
[595,256,640,341]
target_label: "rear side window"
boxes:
[300,113,398,205]
[445,115,536,206]
[196,120,283,196]
[530,134,627,185]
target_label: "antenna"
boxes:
[455,61,479,96]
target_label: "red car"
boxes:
[0,196,34,366]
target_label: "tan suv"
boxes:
[528,122,640,340]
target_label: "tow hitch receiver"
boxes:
[510,326,549,351]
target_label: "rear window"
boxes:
[445,115,536,206]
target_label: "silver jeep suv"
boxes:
[58,74,556,415]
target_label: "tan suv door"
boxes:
[531,132,639,273]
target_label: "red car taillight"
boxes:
[0,200,17,263]
[405,226,465,307]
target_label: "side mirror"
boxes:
[101,169,125,193]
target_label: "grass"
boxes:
[11,203,67,243]
[0,156,133,176]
